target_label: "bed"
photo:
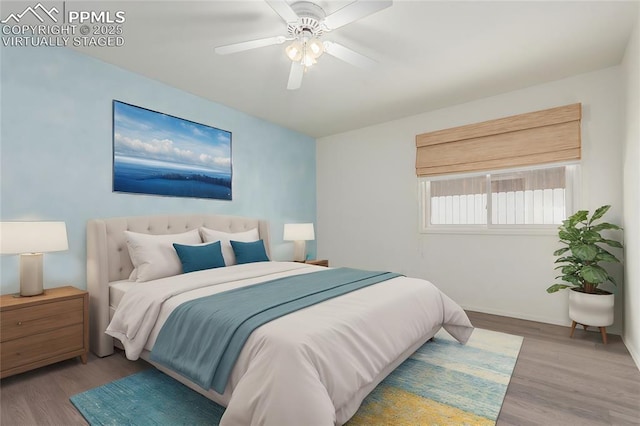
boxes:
[87,214,473,426]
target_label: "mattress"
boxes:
[109,280,135,310]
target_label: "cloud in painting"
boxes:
[112,102,232,174]
[114,133,230,171]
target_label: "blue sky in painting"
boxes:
[113,101,231,174]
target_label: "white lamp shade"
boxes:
[283,223,315,241]
[0,221,69,254]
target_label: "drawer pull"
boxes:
[17,321,22,326]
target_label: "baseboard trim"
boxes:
[461,304,623,335]
[622,335,640,371]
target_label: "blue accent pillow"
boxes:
[230,240,269,264]
[173,241,226,273]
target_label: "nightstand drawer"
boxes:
[0,323,84,371]
[0,298,83,342]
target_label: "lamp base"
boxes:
[292,240,307,262]
[20,253,44,296]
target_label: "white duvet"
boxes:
[106,261,474,426]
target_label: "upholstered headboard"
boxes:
[87,214,271,357]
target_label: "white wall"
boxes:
[317,67,625,334]
[622,16,640,367]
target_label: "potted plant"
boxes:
[547,205,623,343]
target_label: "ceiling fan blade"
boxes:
[215,35,287,55]
[265,0,299,23]
[287,62,304,90]
[323,0,392,30]
[323,41,377,70]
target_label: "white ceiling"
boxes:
[72,1,639,138]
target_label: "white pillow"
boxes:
[125,229,202,282]
[200,227,259,266]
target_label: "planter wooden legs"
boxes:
[570,321,608,344]
[600,327,608,344]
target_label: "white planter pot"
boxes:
[568,288,614,327]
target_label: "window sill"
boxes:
[420,226,559,236]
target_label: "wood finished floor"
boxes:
[1,311,638,425]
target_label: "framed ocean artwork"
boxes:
[112,100,232,200]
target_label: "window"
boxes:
[419,164,578,232]
[427,175,488,225]
[415,104,582,233]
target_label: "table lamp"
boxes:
[0,221,69,296]
[283,223,315,262]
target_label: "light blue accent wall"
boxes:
[0,46,316,294]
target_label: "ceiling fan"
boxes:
[214,0,392,90]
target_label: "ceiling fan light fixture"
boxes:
[286,35,323,68]
[285,41,303,61]
[302,53,316,67]
[307,37,324,58]
[213,0,392,89]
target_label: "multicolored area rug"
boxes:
[347,328,523,425]
[70,328,522,426]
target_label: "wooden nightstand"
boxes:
[304,259,329,267]
[0,286,89,379]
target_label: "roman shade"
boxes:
[415,103,582,177]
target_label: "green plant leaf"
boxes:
[560,265,578,275]
[588,205,610,224]
[555,258,580,268]
[597,247,621,263]
[547,284,571,293]
[569,210,589,225]
[559,227,581,242]
[594,251,621,263]
[553,247,570,256]
[607,276,618,286]
[554,256,578,264]
[581,229,602,243]
[558,231,571,242]
[601,238,623,248]
[557,274,581,286]
[590,222,622,232]
[571,243,598,261]
[580,265,609,284]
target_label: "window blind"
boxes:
[415,103,581,177]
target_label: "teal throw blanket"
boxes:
[150,267,401,393]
